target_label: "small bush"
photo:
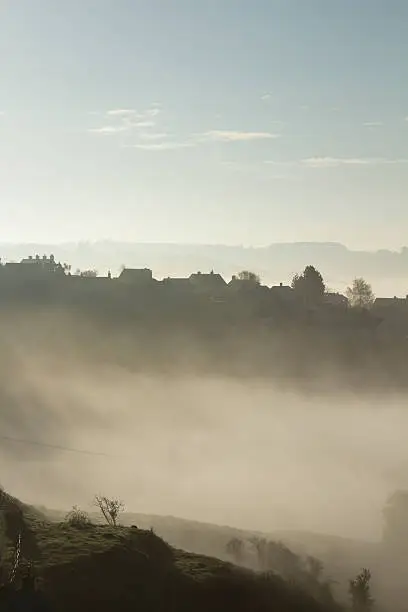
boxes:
[64,506,91,529]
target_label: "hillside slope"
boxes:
[0,493,341,612]
[44,509,376,580]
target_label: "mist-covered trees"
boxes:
[349,569,373,612]
[0,485,6,561]
[225,535,336,607]
[237,270,261,284]
[226,537,245,565]
[76,269,98,278]
[382,489,408,548]
[346,278,375,309]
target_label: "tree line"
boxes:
[290,265,375,309]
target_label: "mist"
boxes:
[1,313,407,543]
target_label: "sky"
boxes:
[0,0,407,249]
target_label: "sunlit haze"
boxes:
[2,5,408,611]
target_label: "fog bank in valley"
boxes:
[1,327,407,541]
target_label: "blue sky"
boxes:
[0,0,407,248]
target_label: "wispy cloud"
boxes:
[133,120,156,128]
[90,105,282,152]
[89,104,192,151]
[303,157,371,168]
[145,107,161,118]
[89,125,128,134]
[363,121,383,128]
[89,105,162,136]
[261,93,272,101]
[127,141,193,151]
[106,109,137,117]
[196,130,280,142]
[302,156,408,168]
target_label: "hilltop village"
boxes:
[0,253,406,338]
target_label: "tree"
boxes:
[346,278,375,309]
[0,485,6,562]
[291,265,325,304]
[78,269,98,278]
[237,270,261,284]
[94,496,124,527]
[265,540,302,580]
[226,537,244,565]
[382,489,408,547]
[349,568,373,612]
[305,555,324,582]
[249,537,268,571]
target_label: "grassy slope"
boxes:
[45,506,408,611]
[42,507,380,602]
[0,496,342,612]
[44,509,378,584]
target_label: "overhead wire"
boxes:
[0,434,124,458]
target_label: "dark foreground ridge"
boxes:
[0,490,341,612]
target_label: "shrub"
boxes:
[64,506,91,529]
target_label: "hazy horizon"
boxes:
[2,239,408,296]
[2,238,408,251]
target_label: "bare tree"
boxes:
[346,278,375,309]
[94,496,124,527]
